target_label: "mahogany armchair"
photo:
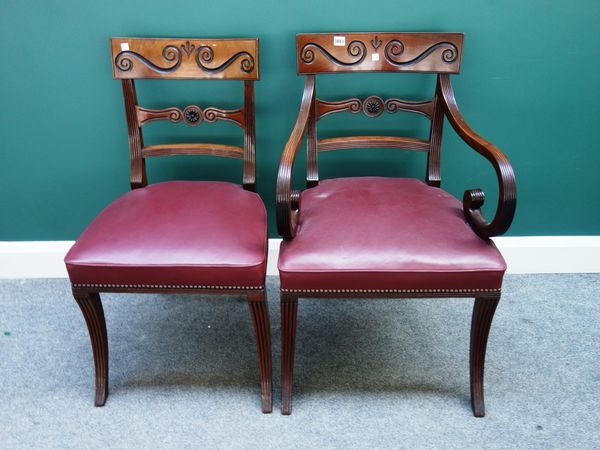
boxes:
[276,33,516,416]
[65,37,272,412]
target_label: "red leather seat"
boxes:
[278,177,505,294]
[66,181,267,289]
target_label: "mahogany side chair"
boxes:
[64,37,272,413]
[276,32,516,416]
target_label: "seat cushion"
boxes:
[65,181,267,289]
[278,177,506,294]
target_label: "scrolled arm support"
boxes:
[438,74,516,238]
[276,76,316,238]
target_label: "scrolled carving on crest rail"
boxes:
[300,40,367,66]
[384,39,459,66]
[115,45,183,73]
[195,46,255,73]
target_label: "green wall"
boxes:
[1,0,599,239]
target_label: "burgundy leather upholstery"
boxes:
[65,181,267,288]
[278,177,506,292]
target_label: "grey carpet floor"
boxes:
[0,274,599,449]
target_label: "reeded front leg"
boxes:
[280,293,298,415]
[72,289,109,406]
[248,290,273,413]
[470,295,500,417]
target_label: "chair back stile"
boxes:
[297,32,464,188]
[110,37,259,191]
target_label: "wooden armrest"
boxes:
[439,74,517,238]
[276,76,316,238]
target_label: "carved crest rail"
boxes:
[111,38,259,80]
[296,33,463,74]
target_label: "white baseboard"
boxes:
[0,241,75,279]
[491,236,600,274]
[0,237,599,279]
